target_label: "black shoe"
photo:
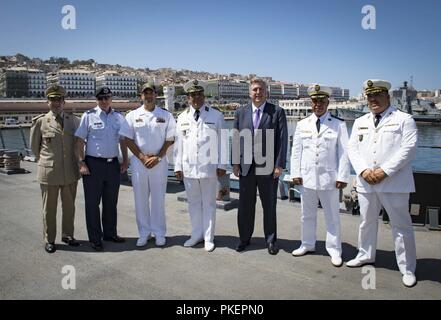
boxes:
[103,235,125,243]
[45,242,56,253]
[91,242,103,251]
[62,236,80,247]
[235,240,250,252]
[268,242,279,255]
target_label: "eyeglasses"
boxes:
[97,95,112,101]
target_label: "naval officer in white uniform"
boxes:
[120,83,176,247]
[174,80,227,252]
[347,79,418,287]
[290,85,350,267]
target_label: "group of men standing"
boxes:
[30,77,419,287]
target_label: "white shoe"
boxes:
[184,237,203,247]
[292,246,315,256]
[155,237,166,247]
[346,258,375,268]
[402,272,417,287]
[331,256,343,267]
[204,241,215,252]
[136,236,148,247]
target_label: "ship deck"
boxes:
[1,161,440,299]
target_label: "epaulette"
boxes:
[87,109,97,114]
[211,106,220,112]
[186,107,190,113]
[160,107,171,113]
[205,106,209,112]
[32,114,45,122]
[330,114,344,121]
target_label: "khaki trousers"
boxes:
[40,182,78,243]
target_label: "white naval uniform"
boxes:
[290,112,350,258]
[119,105,176,239]
[174,105,226,243]
[347,106,418,274]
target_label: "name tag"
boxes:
[156,117,166,123]
[180,122,190,130]
[135,118,144,123]
[92,122,104,130]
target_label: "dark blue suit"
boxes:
[232,102,288,244]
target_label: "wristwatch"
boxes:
[78,159,85,165]
[157,156,162,162]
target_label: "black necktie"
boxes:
[194,109,200,122]
[316,118,320,133]
[374,114,381,127]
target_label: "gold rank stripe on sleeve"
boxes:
[357,127,368,129]
[385,123,399,127]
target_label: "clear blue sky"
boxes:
[1,0,440,96]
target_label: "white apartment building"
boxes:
[296,84,309,98]
[27,69,46,97]
[96,71,138,98]
[282,83,297,99]
[0,67,46,98]
[269,83,283,99]
[47,70,95,98]
[205,79,249,99]
[330,86,350,101]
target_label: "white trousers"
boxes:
[183,177,217,242]
[300,187,342,258]
[356,192,416,274]
[131,157,167,238]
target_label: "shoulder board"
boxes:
[330,114,344,121]
[87,109,97,114]
[186,108,190,113]
[160,107,171,113]
[205,106,209,112]
[32,114,45,122]
[211,106,220,112]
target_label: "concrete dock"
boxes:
[1,161,440,300]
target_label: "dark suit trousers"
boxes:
[238,164,278,244]
[83,156,120,243]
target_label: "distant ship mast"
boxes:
[400,81,413,114]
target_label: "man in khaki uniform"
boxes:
[30,85,81,253]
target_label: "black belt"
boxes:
[86,155,118,163]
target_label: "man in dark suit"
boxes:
[232,78,288,255]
